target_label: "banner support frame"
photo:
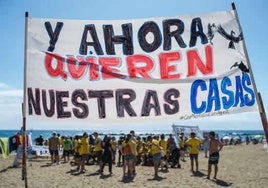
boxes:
[22,11,29,188]
[232,2,268,144]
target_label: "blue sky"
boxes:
[0,0,267,131]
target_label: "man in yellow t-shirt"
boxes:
[93,132,103,173]
[150,135,162,179]
[185,132,201,173]
[159,134,168,170]
[79,132,90,173]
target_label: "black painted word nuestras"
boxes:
[27,88,180,119]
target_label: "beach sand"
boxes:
[1,144,268,188]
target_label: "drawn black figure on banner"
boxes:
[230,61,249,73]
[207,23,216,45]
[217,25,243,49]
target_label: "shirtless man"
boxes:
[207,131,223,179]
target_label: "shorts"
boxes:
[49,149,59,156]
[209,152,220,164]
[189,154,198,160]
[94,150,103,161]
[153,152,161,163]
[74,152,81,159]
[63,150,70,156]
[81,154,89,160]
[124,154,134,161]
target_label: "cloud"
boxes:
[0,83,23,129]
[0,83,10,90]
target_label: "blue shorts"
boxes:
[153,153,161,163]
[124,154,134,161]
[209,152,219,164]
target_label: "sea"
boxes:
[0,129,265,143]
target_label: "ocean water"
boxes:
[0,129,265,143]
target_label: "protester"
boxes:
[135,136,143,165]
[130,130,138,175]
[12,132,23,167]
[149,135,162,179]
[178,134,186,161]
[101,136,113,175]
[117,136,124,167]
[206,131,223,179]
[79,132,90,173]
[110,136,117,165]
[48,132,60,165]
[159,134,168,170]
[185,132,202,173]
[72,135,81,171]
[202,134,210,158]
[122,134,135,178]
[167,134,176,155]
[62,136,72,163]
[34,134,44,146]
[92,132,103,173]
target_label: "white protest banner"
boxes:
[31,145,63,157]
[172,124,203,139]
[25,10,258,126]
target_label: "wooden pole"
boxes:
[258,93,268,144]
[232,3,268,143]
[22,11,29,188]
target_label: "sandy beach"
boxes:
[1,144,268,188]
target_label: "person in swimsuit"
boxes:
[207,131,223,179]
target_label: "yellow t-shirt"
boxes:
[122,140,135,155]
[80,137,89,155]
[159,139,167,153]
[74,139,80,153]
[186,138,201,154]
[94,137,103,152]
[151,139,161,155]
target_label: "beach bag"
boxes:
[123,144,132,155]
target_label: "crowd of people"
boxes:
[36,130,223,180]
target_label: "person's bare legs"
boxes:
[154,161,160,177]
[80,157,85,172]
[55,154,60,164]
[123,160,127,176]
[50,154,54,163]
[76,158,81,171]
[207,164,212,179]
[214,164,218,179]
[195,158,199,171]
[190,159,194,172]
